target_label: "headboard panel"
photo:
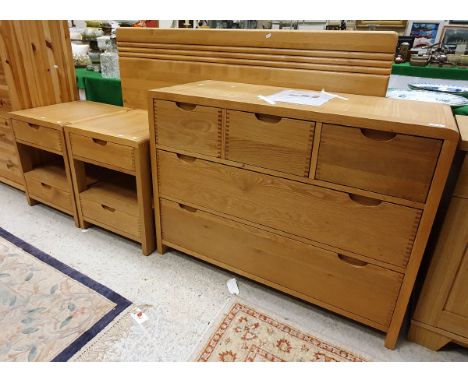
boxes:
[117,28,397,110]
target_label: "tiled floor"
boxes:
[1,182,467,361]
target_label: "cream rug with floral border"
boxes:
[192,299,368,362]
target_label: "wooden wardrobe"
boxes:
[0,20,77,190]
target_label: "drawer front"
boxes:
[69,133,135,172]
[0,150,23,184]
[80,197,140,240]
[454,154,468,199]
[158,150,422,268]
[12,119,62,152]
[0,121,16,151]
[316,124,442,203]
[226,110,315,176]
[24,174,73,213]
[154,99,221,157]
[161,198,403,327]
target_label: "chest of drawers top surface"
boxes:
[9,101,127,130]
[150,80,458,140]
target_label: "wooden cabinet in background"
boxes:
[408,115,468,350]
[149,80,459,349]
[0,20,78,190]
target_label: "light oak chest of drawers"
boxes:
[149,80,459,349]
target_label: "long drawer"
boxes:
[316,124,442,203]
[157,150,422,268]
[161,198,403,328]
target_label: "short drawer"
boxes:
[69,133,135,172]
[80,181,140,240]
[161,198,403,328]
[11,119,62,152]
[157,150,422,268]
[154,99,221,157]
[226,110,315,176]
[316,124,442,203]
[24,173,73,213]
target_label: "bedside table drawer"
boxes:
[11,119,62,152]
[24,174,73,213]
[69,133,135,172]
[226,110,314,176]
[80,181,140,241]
[316,124,442,203]
[154,99,221,157]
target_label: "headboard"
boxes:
[116,28,397,110]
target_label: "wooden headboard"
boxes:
[116,28,397,110]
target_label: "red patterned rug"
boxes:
[194,301,366,362]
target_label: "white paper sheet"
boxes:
[261,89,335,106]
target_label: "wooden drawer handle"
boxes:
[178,203,198,213]
[337,254,368,267]
[348,193,382,206]
[0,132,5,138]
[40,182,51,189]
[92,138,108,146]
[101,204,116,213]
[360,128,396,142]
[175,102,197,111]
[28,123,40,129]
[6,160,16,169]
[176,153,197,162]
[254,113,282,123]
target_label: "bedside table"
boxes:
[64,109,155,255]
[9,101,126,226]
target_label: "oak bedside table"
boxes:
[9,101,126,226]
[64,109,155,255]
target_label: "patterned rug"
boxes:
[194,301,366,362]
[0,227,131,361]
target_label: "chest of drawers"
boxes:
[149,80,459,349]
